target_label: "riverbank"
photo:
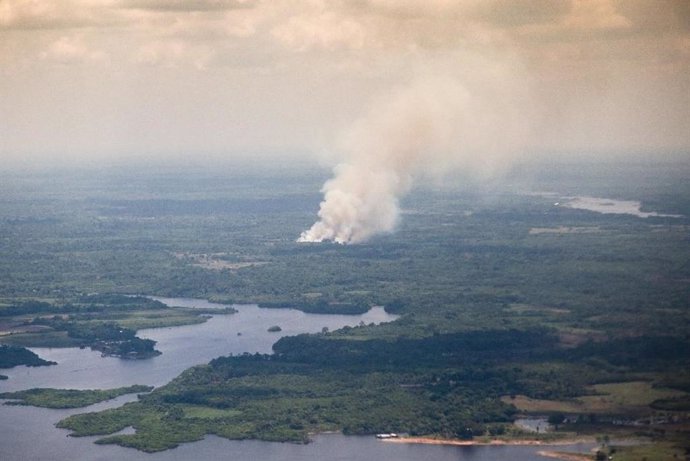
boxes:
[380,436,593,447]
[382,437,596,460]
[536,450,591,461]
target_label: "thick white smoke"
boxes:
[299,65,529,244]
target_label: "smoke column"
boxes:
[299,67,528,244]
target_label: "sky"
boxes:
[1,0,689,168]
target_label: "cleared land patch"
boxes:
[504,381,687,414]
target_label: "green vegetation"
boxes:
[57,329,690,452]
[258,301,370,315]
[0,344,56,368]
[0,385,153,408]
[49,321,160,359]
[1,163,689,453]
[506,380,687,414]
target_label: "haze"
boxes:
[1,0,689,169]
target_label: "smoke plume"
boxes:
[299,64,529,244]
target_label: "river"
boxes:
[0,298,594,460]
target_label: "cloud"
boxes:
[269,0,490,51]
[3,1,688,72]
[479,0,572,27]
[39,35,108,64]
[272,11,367,51]
[120,0,257,13]
[0,0,120,30]
[135,39,214,69]
[565,0,632,30]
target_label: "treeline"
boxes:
[561,335,690,370]
[271,328,554,370]
[258,300,370,315]
[76,294,167,310]
[0,295,167,317]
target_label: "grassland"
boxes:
[604,441,688,461]
[504,381,688,414]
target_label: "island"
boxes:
[0,385,154,409]
[0,344,56,369]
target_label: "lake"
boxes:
[0,298,593,460]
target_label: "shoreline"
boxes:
[537,450,592,461]
[381,436,593,447]
[382,437,595,460]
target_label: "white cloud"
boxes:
[120,0,256,13]
[271,11,367,51]
[565,0,632,30]
[39,35,108,64]
[135,39,214,69]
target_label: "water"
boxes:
[0,298,593,460]
[561,196,683,218]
